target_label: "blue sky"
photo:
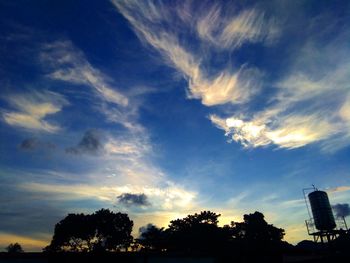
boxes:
[1,0,350,251]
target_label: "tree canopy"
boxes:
[46,209,133,252]
[230,211,285,242]
[137,224,166,251]
[166,211,228,252]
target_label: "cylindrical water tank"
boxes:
[308,190,336,231]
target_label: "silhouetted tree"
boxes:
[137,224,166,251]
[47,213,94,252]
[92,209,133,251]
[226,211,285,256]
[6,243,24,253]
[46,209,133,252]
[231,211,285,242]
[168,211,220,232]
[167,211,229,253]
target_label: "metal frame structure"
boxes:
[303,186,348,243]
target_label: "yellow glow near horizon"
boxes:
[0,233,50,252]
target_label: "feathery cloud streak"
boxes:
[112,0,275,106]
[113,1,350,152]
[197,6,278,49]
[2,90,67,132]
[210,30,350,150]
[21,181,196,212]
[40,40,144,132]
[41,40,128,107]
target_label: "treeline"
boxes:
[44,209,288,254]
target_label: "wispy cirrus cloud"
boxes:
[104,136,149,156]
[22,178,197,242]
[21,181,196,212]
[210,28,350,151]
[113,1,350,152]
[327,186,350,193]
[65,129,150,157]
[210,112,337,149]
[1,90,67,133]
[196,6,278,49]
[40,40,144,132]
[112,0,274,106]
[41,40,128,107]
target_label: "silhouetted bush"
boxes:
[6,243,24,253]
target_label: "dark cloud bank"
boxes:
[117,193,150,207]
[66,129,103,155]
[332,203,350,218]
[20,138,38,150]
[20,138,55,151]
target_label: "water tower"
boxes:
[303,186,346,243]
[308,190,336,231]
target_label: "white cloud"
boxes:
[41,40,128,107]
[210,115,269,147]
[327,186,350,193]
[39,40,145,131]
[98,103,143,133]
[210,112,338,149]
[189,67,263,106]
[210,28,350,151]
[104,136,149,156]
[2,90,67,132]
[112,0,271,106]
[197,7,278,49]
[339,96,350,122]
[113,1,350,152]
[21,182,196,212]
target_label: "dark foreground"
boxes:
[0,252,349,263]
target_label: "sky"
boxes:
[0,0,350,251]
